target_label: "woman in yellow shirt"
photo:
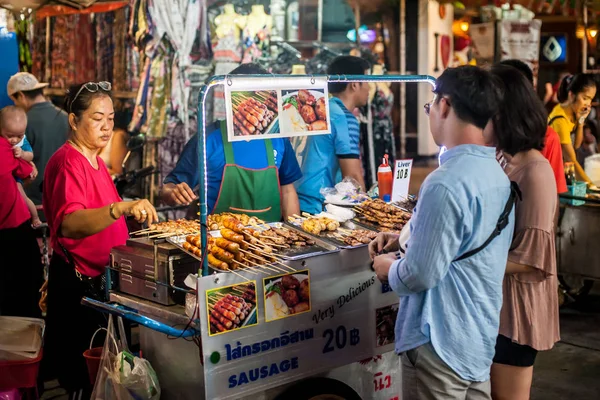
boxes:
[548,74,597,184]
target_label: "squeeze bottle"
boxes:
[378,154,393,201]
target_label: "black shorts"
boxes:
[493,334,538,367]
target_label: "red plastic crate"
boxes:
[0,350,42,390]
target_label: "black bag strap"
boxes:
[454,181,521,262]
[548,115,565,126]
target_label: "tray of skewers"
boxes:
[286,213,379,249]
[206,282,257,335]
[207,212,265,231]
[131,219,200,239]
[352,199,412,234]
[168,215,336,277]
[231,91,278,137]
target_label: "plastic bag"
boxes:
[91,315,161,400]
[320,177,370,205]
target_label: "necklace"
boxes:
[68,140,96,168]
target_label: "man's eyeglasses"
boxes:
[70,81,112,113]
[424,94,451,116]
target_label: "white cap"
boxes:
[7,72,48,96]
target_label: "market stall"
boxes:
[83,73,434,400]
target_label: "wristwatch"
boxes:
[109,203,119,220]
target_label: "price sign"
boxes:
[391,159,413,202]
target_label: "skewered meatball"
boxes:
[299,279,310,301]
[298,89,316,105]
[315,97,327,120]
[283,289,300,307]
[300,105,317,123]
[282,275,300,290]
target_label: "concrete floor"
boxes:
[531,293,600,400]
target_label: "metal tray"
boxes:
[166,236,202,262]
[285,219,378,250]
[253,222,339,260]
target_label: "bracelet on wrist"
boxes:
[109,203,119,220]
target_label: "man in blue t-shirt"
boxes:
[161,64,302,221]
[293,56,371,214]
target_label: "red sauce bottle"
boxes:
[378,154,393,201]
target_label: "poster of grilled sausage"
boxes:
[206,281,258,336]
[263,270,310,322]
[230,90,279,137]
[279,89,330,134]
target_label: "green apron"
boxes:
[212,121,283,222]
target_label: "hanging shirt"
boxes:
[388,145,515,382]
[164,124,302,214]
[0,138,33,229]
[43,144,129,277]
[293,97,360,214]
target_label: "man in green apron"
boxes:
[161,64,302,222]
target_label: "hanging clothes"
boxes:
[142,37,174,139]
[360,87,395,189]
[50,15,77,88]
[15,18,32,73]
[31,18,46,81]
[112,7,129,91]
[74,14,96,84]
[212,33,241,120]
[95,12,115,83]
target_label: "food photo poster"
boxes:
[225,76,331,142]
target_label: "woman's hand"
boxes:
[368,232,400,260]
[577,106,592,121]
[117,199,158,225]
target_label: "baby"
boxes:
[0,106,42,227]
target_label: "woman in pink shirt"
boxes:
[43,82,157,398]
[0,106,43,318]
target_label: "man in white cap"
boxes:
[7,73,68,213]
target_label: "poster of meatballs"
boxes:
[224,76,331,142]
[206,281,258,336]
[279,89,330,134]
[375,304,399,347]
[263,270,310,322]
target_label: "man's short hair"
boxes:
[434,66,503,130]
[498,59,534,85]
[327,56,372,94]
[18,88,45,100]
[230,63,269,75]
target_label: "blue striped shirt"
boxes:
[293,97,360,214]
[388,145,514,382]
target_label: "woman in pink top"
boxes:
[43,82,158,398]
[488,65,560,400]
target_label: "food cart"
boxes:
[83,74,435,400]
[557,192,600,301]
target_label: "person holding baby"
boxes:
[0,105,44,318]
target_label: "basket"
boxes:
[0,350,43,390]
[562,181,587,206]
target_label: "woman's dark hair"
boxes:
[327,56,372,94]
[64,83,112,119]
[490,64,547,155]
[434,65,503,130]
[557,73,597,103]
[499,59,533,85]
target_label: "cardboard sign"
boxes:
[224,76,331,142]
[391,159,413,202]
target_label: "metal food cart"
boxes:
[557,193,600,301]
[83,74,435,400]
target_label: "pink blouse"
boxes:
[500,150,560,351]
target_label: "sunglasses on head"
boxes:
[70,81,112,113]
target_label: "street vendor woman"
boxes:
[43,82,158,398]
[161,64,302,221]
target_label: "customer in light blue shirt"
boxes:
[370,66,514,400]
